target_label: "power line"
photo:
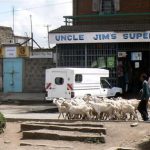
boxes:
[0,1,72,15]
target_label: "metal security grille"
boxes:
[57,44,85,67]
[87,43,117,86]
[56,41,150,92]
[57,43,117,86]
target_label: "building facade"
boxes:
[0,26,13,44]
[0,45,55,93]
[0,26,55,93]
[49,0,150,94]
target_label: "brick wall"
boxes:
[72,0,150,25]
[120,0,150,13]
[0,56,55,93]
[74,0,150,15]
[24,58,55,92]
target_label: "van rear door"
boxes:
[51,71,67,98]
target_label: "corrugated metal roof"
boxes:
[50,24,150,33]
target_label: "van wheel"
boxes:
[115,93,121,98]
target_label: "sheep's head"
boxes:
[61,101,71,108]
[53,98,58,104]
[61,101,67,106]
[59,97,65,101]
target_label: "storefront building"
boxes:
[49,0,150,94]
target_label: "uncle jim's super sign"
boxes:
[49,31,150,44]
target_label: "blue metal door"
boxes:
[3,58,23,93]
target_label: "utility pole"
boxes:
[44,24,51,48]
[12,7,15,43]
[30,15,33,50]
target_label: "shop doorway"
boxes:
[117,50,150,96]
[129,51,150,93]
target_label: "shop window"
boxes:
[75,74,82,83]
[55,77,64,85]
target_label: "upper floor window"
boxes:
[92,0,120,14]
[102,0,114,14]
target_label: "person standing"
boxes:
[138,74,150,121]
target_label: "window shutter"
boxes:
[114,0,120,11]
[92,0,99,12]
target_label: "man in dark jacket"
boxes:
[138,74,150,121]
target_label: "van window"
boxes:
[55,77,64,85]
[100,79,111,88]
[75,74,82,83]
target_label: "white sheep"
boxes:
[53,98,68,119]
[61,100,91,120]
[88,101,115,120]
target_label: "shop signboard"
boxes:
[3,46,30,58]
[131,52,142,61]
[17,46,30,57]
[98,57,106,68]
[49,31,150,44]
[30,51,53,58]
[5,46,17,58]
[107,57,115,68]
[118,52,127,58]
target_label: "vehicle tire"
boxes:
[114,93,121,98]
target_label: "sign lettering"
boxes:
[49,31,150,44]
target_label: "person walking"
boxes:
[138,74,150,121]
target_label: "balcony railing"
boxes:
[63,12,150,26]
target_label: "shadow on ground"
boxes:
[138,140,150,150]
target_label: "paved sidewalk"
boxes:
[5,113,59,121]
[0,92,47,104]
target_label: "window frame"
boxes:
[102,0,115,14]
[100,78,112,89]
[55,77,64,85]
[75,74,83,83]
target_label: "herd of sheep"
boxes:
[53,96,150,121]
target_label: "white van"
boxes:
[45,68,122,101]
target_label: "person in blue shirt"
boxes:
[138,74,150,121]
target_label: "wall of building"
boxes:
[24,58,55,92]
[72,0,150,25]
[121,0,150,13]
[0,59,3,91]
[73,0,93,16]
[73,0,150,16]
[0,26,13,44]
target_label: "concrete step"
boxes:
[22,129,106,143]
[107,147,136,150]
[22,121,104,127]
[21,123,106,135]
